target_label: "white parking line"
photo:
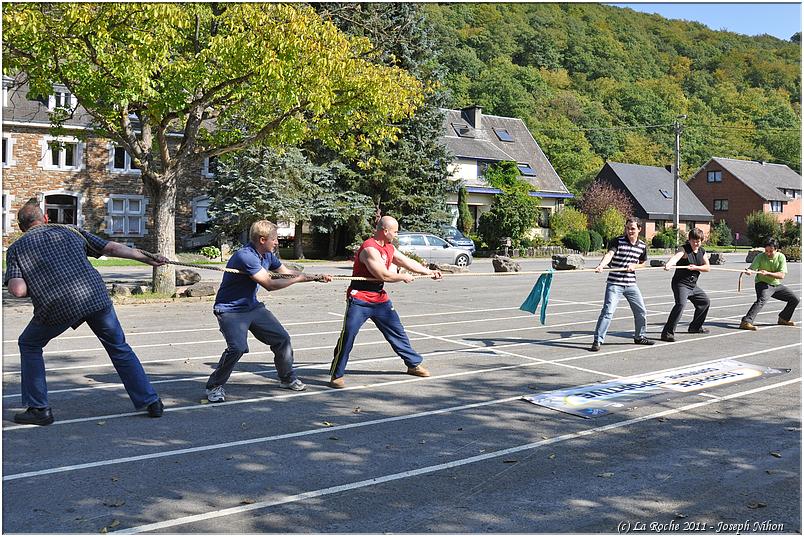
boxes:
[4,343,798,480]
[111,377,801,534]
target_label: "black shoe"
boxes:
[590,341,601,352]
[687,328,709,334]
[634,337,654,345]
[13,407,54,426]
[146,398,164,418]
[660,333,675,342]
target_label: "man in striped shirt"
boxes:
[590,217,655,352]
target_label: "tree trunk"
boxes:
[147,174,177,295]
[327,226,336,259]
[293,221,305,259]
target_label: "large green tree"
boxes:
[4,3,423,293]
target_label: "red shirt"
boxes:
[349,237,395,303]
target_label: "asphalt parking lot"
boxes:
[2,255,801,533]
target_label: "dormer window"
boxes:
[659,189,672,199]
[48,89,77,111]
[517,163,536,176]
[493,128,514,142]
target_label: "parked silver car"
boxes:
[397,232,473,267]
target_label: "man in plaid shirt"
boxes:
[4,201,168,425]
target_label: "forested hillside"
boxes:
[423,3,801,194]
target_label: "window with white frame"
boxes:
[40,136,83,170]
[48,89,77,111]
[707,170,722,183]
[202,156,218,178]
[796,215,802,225]
[2,136,16,167]
[192,196,211,234]
[713,199,728,211]
[770,200,783,213]
[109,144,140,173]
[2,191,14,234]
[107,195,146,236]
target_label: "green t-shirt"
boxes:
[749,251,787,286]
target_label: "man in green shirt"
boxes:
[739,238,799,330]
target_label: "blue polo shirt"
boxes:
[214,243,281,313]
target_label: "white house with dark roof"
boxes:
[594,161,713,241]
[439,105,573,236]
[687,157,801,245]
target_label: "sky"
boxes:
[610,3,801,41]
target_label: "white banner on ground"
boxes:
[522,360,789,418]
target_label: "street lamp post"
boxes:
[673,115,686,247]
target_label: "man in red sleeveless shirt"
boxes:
[329,216,442,388]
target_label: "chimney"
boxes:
[462,105,482,130]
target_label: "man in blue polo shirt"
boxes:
[205,220,331,402]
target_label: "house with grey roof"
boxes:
[687,157,801,245]
[439,105,573,237]
[594,161,713,241]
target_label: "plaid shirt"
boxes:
[4,225,111,327]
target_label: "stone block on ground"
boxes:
[430,262,468,274]
[650,259,666,267]
[111,284,131,297]
[131,285,151,295]
[492,255,520,272]
[745,249,763,263]
[176,269,202,286]
[708,252,726,265]
[182,283,216,297]
[283,262,305,272]
[552,254,585,270]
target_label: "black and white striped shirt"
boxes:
[605,236,648,286]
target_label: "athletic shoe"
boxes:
[206,385,226,402]
[329,377,346,389]
[146,398,164,418]
[778,318,795,326]
[660,333,675,342]
[687,328,710,334]
[633,337,654,345]
[589,341,601,352]
[279,379,306,391]
[13,407,54,426]
[739,321,757,331]
[407,365,430,377]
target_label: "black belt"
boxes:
[350,280,384,292]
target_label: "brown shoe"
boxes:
[407,364,430,377]
[329,377,346,389]
[778,318,796,326]
[739,321,757,331]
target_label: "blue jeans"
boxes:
[593,283,647,344]
[330,298,423,380]
[207,303,297,388]
[18,305,159,409]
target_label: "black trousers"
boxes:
[662,284,710,336]
[742,282,800,324]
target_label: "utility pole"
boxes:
[673,115,686,247]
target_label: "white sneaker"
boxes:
[279,379,306,391]
[205,385,226,402]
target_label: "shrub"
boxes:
[549,207,588,241]
[651,231,673,248]
[199,245,222,260]
[588,229,603,251]
[780,246,801,262]
[779,219,802,248]
[592,206,625,242]
[562,229,591,253]
[709,219,734,246]
[745,210,781,246]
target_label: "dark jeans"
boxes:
[662,284,710,336]
[18,305,159,409]
[207,304,296,388]
[742,282,800,324]
[330,298,423,380]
